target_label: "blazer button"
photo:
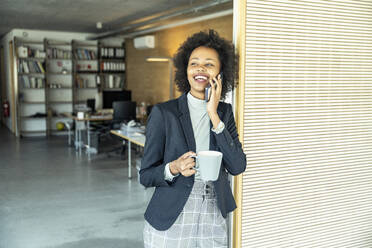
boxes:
[230,142,234,146]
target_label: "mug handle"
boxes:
[189,155,199,172]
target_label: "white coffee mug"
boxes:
[192,151,223,181]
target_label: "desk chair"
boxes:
[63,120,74,146]
[87,99,95,113]
[110,101,137,156]
[97,101,137,156]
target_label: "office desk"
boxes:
[110,129,145,179]
[70,114,113,154]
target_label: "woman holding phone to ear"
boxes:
[140,30,246,248]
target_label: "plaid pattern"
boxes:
[144,180,227,248]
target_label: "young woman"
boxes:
[140,29,246,248]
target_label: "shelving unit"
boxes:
[44,39,73,136]
[13,37,125,137]
[15,37,47,137]
[98,42,126,91]
[72,40,99,110]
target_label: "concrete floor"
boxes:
[0,126,153,248]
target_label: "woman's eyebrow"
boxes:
[190,57,216,61]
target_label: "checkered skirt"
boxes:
[144,180,227,248]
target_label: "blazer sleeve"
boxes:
[213,104,247,175]
[139,105,170,188]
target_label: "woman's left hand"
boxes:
[207,74,222,129]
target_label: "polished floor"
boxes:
[0,126,153,248]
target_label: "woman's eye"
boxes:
[205,63,214,67]
[190,62,197,66]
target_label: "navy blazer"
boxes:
[140,93,246,231]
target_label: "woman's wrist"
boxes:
[169,161,179,175]
[208,111,221,129]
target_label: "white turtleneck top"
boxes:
[164,92,225,181]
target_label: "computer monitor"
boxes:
[102,90,131,109]
[113,101,137,122]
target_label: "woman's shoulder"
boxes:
[154,98,178,111]
[150,97,181,117]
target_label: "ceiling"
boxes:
[0,0,232,39]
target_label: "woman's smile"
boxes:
[193,73,209,83]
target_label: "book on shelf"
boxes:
[36,78,44,88]
[75,75,96,88]
[29,61,37,73]
[30,77,36,88]
[21,75,30,88]
[103,74,124,89]
[74,49,96,60]
[115,48,125,58]
[30,61,41,73]
[100,47,125,58]
[22,60,29,73]
[100,62,125,72]
[19,60,45,73]
[36,61,45,73]
[47,48,72,59]
[35,50,46,59]
[20,76,44,88]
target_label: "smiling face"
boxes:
[187,46,221,99]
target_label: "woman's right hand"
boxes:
[169,151,197,177]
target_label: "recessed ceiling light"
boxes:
[96,22,102,29]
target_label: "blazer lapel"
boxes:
[178,94,196,152]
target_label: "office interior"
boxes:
[0,1,235,248]
[2,1,372,248]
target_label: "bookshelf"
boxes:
[98,42,126,91]
[15,37,47,137]
[72,40,99,107]
[13,37,125,137]
[44,39,73,136]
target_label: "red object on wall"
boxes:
[3,100,9,117]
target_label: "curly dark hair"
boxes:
[173,29,237,100]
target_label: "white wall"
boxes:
[0,29,123,133]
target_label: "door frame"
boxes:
[9,40,17,134]
[232,0,247,247]
[0,45,5,125]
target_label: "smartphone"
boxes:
[204,84,211,102]
[204,73,223,102]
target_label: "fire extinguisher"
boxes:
[3,100,9,118]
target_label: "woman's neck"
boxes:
[189,90,204,100]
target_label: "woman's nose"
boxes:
[197,65,206,72]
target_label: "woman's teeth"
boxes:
[194,75,208,81]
